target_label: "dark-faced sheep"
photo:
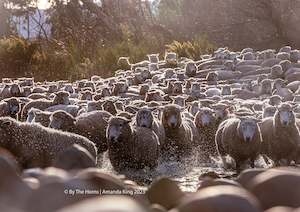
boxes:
[0,98,20,119]
[161,104,196,158]
[215,116,262,171]
[0,117,97,169]
[194,107,219,158]
[135,107,166,147]
[106,116,159,171]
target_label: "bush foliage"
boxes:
[0,35,215,81]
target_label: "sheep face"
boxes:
[221,85,232,96]
[22,87,32,97]
[10,84,21,96]
[112,82,128,95]
[80,91,93,101]
[269,95,282,106]
[139,84,150,96]
[195,108,215,127]
[213,104,230,121]
[238,117,259,143]
[165,52,177,65]
[5,98,20,118]
[172,82,183,94]
[145,91,163,102]
[106,117,131,143]
[101,87,111,97]
[136,108,153,128]
[191,82,201,92]
[171,96,186,107]
[185,62,197,77]
[260,79,272,95]
[54,92,70,105]
[147,54,159,63]
[102,101,117,115]
[206,72,218,82]
[64,84,74,94]
[276,104,295,127]
[162,105,182,129]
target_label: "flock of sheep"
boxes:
[0,45,300,211]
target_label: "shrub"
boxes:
[0,36,39,78]
[166,35,216,60]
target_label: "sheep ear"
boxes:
[0,120,12,128]
[103,117,110,124]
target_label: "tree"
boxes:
[0,0,11,37]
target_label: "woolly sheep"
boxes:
[262,105,276,119]
[194,107,219,158]
[185,61,197,78]
[45,104,80,117]
[0,117,97,169]
[135,107,166,147]
[27,108,52,127]
[215,116,262,171]
[0,98,20,119]
[260,103,300,165]
[21,91,70,121]
[161,104,196,158]
[49,110,111,153]
[106,116,159,171]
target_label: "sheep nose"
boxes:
[246,137,251,142]
[283,121,288,126]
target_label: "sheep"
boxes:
[106,116,159,171]
[147,54,159,64]
[49,110,111,153]
[164,52,177,66]
[27,108,52,127]
[79,90,93,101]
[102,100,118,115]
[215,116,262,171]
[260,79,273,95]
[0,117,97,169]
[262,105,276,118]
[161,104,196,158]
[268,95,282,106]
[135,107,166,147]
[185,61,197,77]
[206,72,218,85]
[194,107,219,158]
[260,103,300,166]
[45,104,80,117]
[170,96,187,107]
[0,98,20,119]
[270,65,283,79]
[112,82,128,96]
[21,91,70,121]
[221,85,232,96]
